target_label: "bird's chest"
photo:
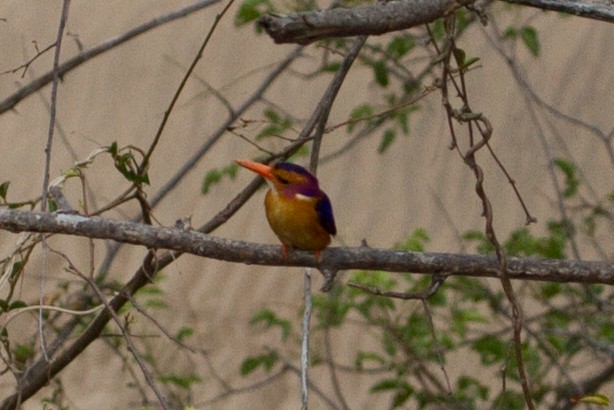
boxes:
[264,190,328,249]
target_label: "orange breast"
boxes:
[264,189,332,251]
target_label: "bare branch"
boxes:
[258,0,470,44]
[500,0,614,23]
[1,208,613,285]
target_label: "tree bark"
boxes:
[1,208,613,285]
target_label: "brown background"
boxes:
[1,1,613,408]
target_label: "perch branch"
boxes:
[0,208,613,285]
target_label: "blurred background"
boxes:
[1,1,613,408]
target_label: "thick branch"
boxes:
[258,0,466,44]
[1,208,613,285]
[259,0,613,44]
[500,0,614,23]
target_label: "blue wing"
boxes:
[316,194,337,236]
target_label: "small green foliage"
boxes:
[539,282,561,299]
[234,0,274,28]
[312,288,351,328]
[395,229,429,252]
[351,270,396,292]
[373,60,389,87]
[0,299,27,312]
[202,163,239,195]
[8,300,27,310]
[348,104,374,133]
[106,142,150,185]
[572,394,610,406]
[355,351,386,370]
[456,376,489,402]
[240,351,279,375]
[386,36,415,60]
[370,378,414,408]
[453,47,480,72]
[451,308,486,338]
[493,390,526,410]
[256,108,293,140]
[158,373,202,390]
[175,327,194,342]
[12,343,35,366]
[249,308,292,341]
[472,335,507,365]
[0,181,9,200]
[462,230,495,254]
[520,26,540,56]
[378,128,396,153]
[504,25,540,56]
[553,158,579,198]
[321,62,341,72]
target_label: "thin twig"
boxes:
[39,0,71,364]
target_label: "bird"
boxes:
[235,159,336,259]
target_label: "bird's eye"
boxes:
[277,176,289,185]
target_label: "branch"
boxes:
[1,208,613,285]
[258,0,468,44]
[500,0,614,23]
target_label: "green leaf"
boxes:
[370,378,409,392]
[451,308,486,338]
[472,335,507,365]
[572,394,610,406]
[371,379,414,408]
[202,163,239,195]
[235,0,273,27]
[312,291,350,328]
[394,229,429,252]
[256,108,293,140]
[355,351,386,370]
[249,309,292,341]
[520,26,540,57]
[553,158,579,198]
[503,27,517,39]
[493,390,526,410]
[107,143,149,185]
[322,62,340,72]
[348,104,374,133]
[175,327,194,342]
[0,181,9,200]
[378,129,396,154]
[240,351,279,375]
[456,376,489,401]
[462,230,495,254]
[158,373,202,390]
[8,300,28,310]
[373,60,389,87]
[387,36,415,59]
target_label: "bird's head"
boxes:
[235,159,322,199]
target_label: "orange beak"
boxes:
[235,159,274,181]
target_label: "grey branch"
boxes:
[259,0,614,44]
[500,0,614,23]
[258,0,466,44]
[1,208,613,285]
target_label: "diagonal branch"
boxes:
[1,208,613,285]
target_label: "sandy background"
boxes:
[1,0,613,408]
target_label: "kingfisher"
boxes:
[235,159,337,259]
